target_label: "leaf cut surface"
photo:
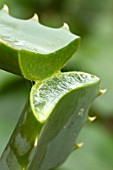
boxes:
[0,8,80,80]
[29,71,100,170]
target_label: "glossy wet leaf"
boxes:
[0,5,102,170]
[0,6,80,81]
[30,72,100,123]
[0,71,28,156]
[0,72,100,170]
[29,72,100,170]
[0,100,42,170]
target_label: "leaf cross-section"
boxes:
[0,8,80,80]
[29,72,100,170]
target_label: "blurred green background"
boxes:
[0,0,113,169]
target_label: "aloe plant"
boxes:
[0,5,103,170]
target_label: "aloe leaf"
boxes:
[0,100,42,170]
[29,72,100,170]
[0,6,80,81]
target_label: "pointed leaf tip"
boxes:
[2,4,9,13]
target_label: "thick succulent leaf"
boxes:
[0,6,80,81]
[0,71,28,157]
[0,100,42,170]
[0,72,100,170]
[56,123,113,170]
[30,72,100,123]
[29,72,100,170]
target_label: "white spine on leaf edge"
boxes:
[63,23,70,30]
[32,13,39,22]
[99,89,107,95]
[74,142,84,149]
[88,116,96,122]
[2,4,9,13]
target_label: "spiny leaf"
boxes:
[29,71,100,170]
[0,5,80,81]
[0,101,42,170]
[30,72,99,123]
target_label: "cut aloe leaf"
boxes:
[29,72,100,170]
[30,72,100,123]
[0,6,80,81]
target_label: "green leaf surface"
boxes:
[0,100,42,170]
[30,72,100,123]
[0,70,28,156]
[0,6,80,81]
[29,72,100,170]
[55,123,113,170]
[0,71,100,170]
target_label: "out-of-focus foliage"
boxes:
[0,71,28,155]
[56,123,113,170]
[64,1,113,117]
[0,0,113,169]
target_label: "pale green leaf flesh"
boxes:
[0,72,100,170]
[29,72,100,170]
[31,72,100,123]
[0,9,80,80]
